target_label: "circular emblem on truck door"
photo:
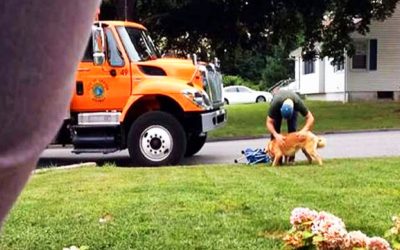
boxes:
[93,84,104,97]
[89,80,108,102]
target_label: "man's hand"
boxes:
[266,116,286,146]
[299,111,315,132]
[274,133,286,147]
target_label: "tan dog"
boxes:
[266,131,326,166]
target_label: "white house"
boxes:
[287,5,400,102]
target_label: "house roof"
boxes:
[289,43,321,58]
[289,15,364,58]
[289,47,302,58]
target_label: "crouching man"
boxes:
[265,90,315,163]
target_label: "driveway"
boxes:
[38,130,400,167]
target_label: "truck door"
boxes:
[71,26,131,112]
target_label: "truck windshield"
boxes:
[116,26,159,62]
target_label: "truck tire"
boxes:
[127,111,186,166]
[185,133,207,157]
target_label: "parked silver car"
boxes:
[223,85,273,105]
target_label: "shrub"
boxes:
[222,75,261,90]
[385,216,400,250]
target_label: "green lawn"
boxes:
[1,158,400,249]
[209,101,400,139]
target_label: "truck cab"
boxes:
[54,21,226,166]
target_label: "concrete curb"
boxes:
[206,128,400,142]
[44,129,400,145]
[33,162,97,174]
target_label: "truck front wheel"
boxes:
[185,133,207,157]
[127,111,186,166]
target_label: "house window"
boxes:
[351,39,378,71]
[352,40,368,69]
[304,60,315,74]
[334,61,345,72]
[377,91,394,100]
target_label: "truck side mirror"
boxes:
[92,25,105,66]
[191,54,198,66]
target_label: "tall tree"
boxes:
[100,0,400,66]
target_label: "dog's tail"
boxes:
[317,137,327,148]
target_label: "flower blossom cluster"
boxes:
[389,216,400,236]
[290,207,318,230]
[385,215,400,250]
[368,237,392,250]
[343,230,369,249]
[283,207,393,250]
[311,211,348,249]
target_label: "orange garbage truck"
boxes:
[53,21,227,166]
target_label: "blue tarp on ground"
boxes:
[235,148,270,165]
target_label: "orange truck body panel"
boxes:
[72,21,203,115]
[55,20,226,166]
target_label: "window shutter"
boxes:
[369,39,378,71]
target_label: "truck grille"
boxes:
[203,64,223,108]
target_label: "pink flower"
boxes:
[311,212,346,234]
[367,236,392,250]
[311,212,347,249]
[343,231,369,249]
[290,207,318,230]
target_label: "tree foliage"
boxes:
[100,0,400,85]
[261,45,294,90]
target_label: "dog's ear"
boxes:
[317,137,327,148]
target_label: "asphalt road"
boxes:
[38,130,400,167]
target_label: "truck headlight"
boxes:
[182,89,211,109]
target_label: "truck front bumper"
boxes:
[201,108,227,132]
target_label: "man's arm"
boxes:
[266,116,285,146]
[299,111,315,132]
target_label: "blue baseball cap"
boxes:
[280,99,294,119]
